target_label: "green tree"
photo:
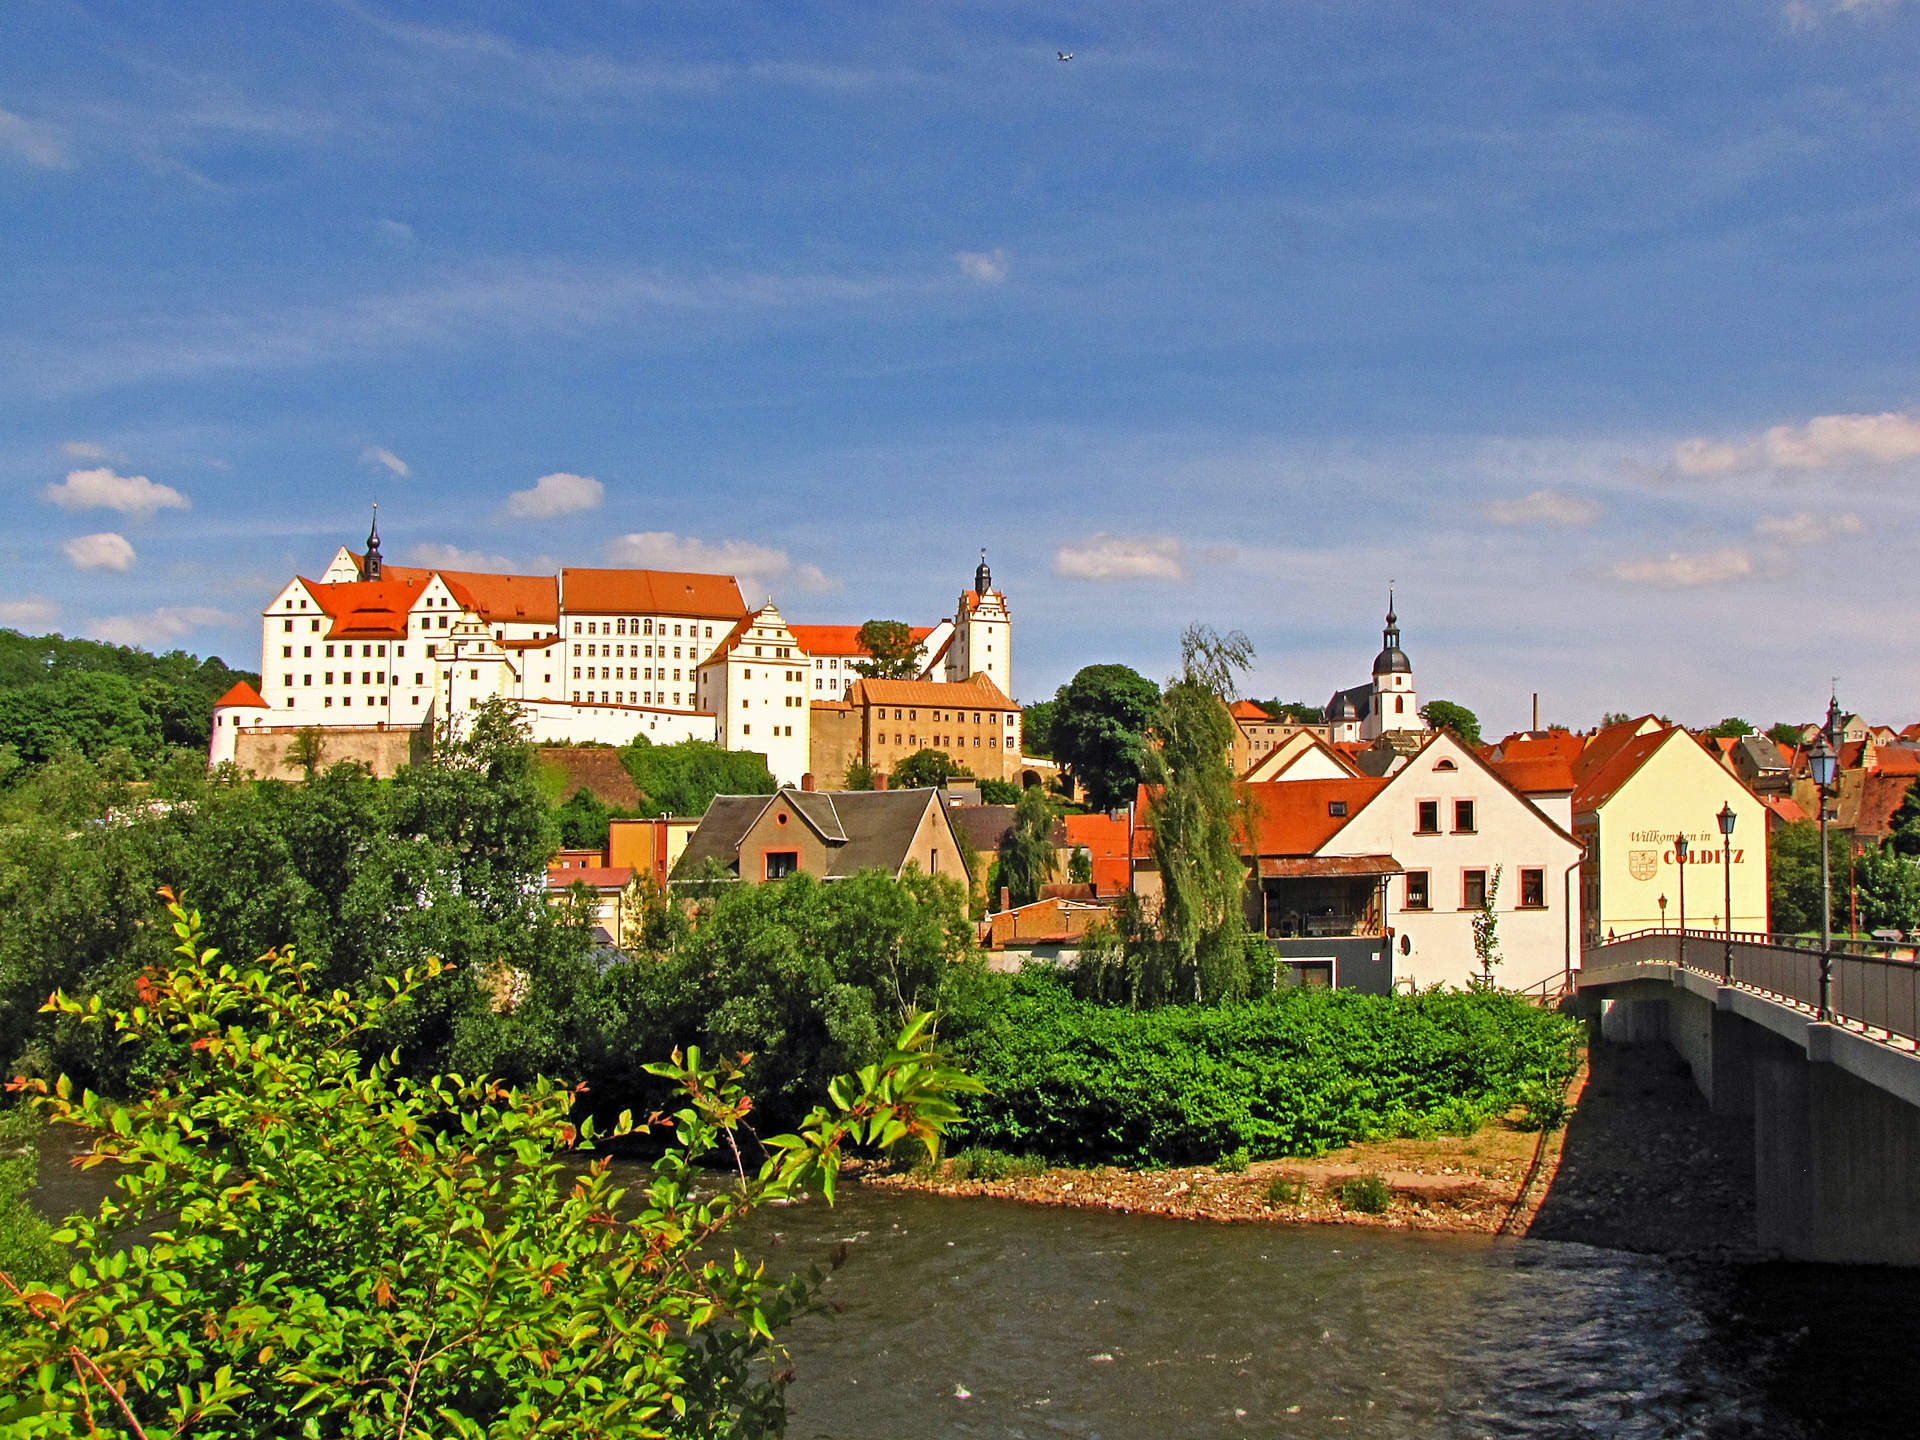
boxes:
[1768,820,1835,935]
[284,726,326,781]
[1471,866,1503,988]
[999,785,1056,908]
[977,777,1021,804]
[1889,782,1920,858]
[1049,664,1161,811]
[554,785,622,849]
[1146,625,1257,1005]
[890,748,971,789]
[1767,721,1808,747]
[1250,700,1325,724]
[850,620,924,679]
[843,759,875,791]
[1706,717,1755,739]
[1600,711,1633,727]
[0,894,978,1438]
[622,736,777,817]
[1068,845,1093,885]
[1419,699,1481,745]
[1020,699,1058,758]
[1851,840,1920,934]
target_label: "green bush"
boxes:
[1216,1146,1250,1173]
[0,1106,57,1289]
[953,969,1583,1167]
[946,1146,1046,1181]
[1265,1173,1307,1206]
[1333,1173,1393,1214]
[1512,1077,1572,1132]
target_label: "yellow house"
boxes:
[1573,718,1769,944]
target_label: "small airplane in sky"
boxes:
[1057,51,1074,61]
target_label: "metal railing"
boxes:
[1584,928,1920,1052]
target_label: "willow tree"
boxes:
[1145,624,1258,1004]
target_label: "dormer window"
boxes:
[1328,800,1348,817]
[1435,759,1457,772]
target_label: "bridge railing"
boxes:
[1584,929,1920,1052]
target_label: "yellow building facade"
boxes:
[1575,725,1770,944]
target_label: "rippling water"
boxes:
[35,1136,1920,1438]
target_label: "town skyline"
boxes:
[5,2,1920,730]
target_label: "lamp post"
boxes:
[1675,833,1690,970]
[1809,732,1839,1021]
[1719,802,1737,982]
[1659,893,1668,931]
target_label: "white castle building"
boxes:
[211,514,1013,788]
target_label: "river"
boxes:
[33,1141,1920,1437]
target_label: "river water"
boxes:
[34,1143,1920,1438]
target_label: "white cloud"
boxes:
[407,542,514,571]
[64,533,137,572]
[1672,438,1745,476]
[85,606,229,648]
[605,531,841,592]
[956,249,1009,283]
[1754,511,1865,546]
[41,467,190,519]
[59,441,115,461]
[1481,489,1602,528]
[375,218,416,242]
[0,109,68,168]
[0,598,58,627]
[361,445,411,477]
[1053,534,1189,582]
[1606,547,1755,587]
[1763,412,1920,468]
[505,471,604,519]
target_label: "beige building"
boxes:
[837,674,1024,784]
[1573,717,1770,943]
[1229,700,1332,776]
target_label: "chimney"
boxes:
[1532,692,1539,734]
[1000,885,1011,912]
[801,771,816,792]
[874,773,888,790]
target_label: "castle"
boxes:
[209,516,1019,788]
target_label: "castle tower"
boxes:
[945,550,1012,697]
[1362,593,1424,740]
[364,504,383,582]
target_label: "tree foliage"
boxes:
[0,894,978,1438]
[1767,722,1807,747]
[1019,699,1057,759]
[1250,700,1325,724]
[849,621,924,680]
[1419,699,1481,745]
[976,778,1021,805]
[1705,717,1754,739]
[1047,665,1161,812]
[889,748,970,790]
[620,737,776,818]
[1470,866,1503,987]
[997,786,1056,909]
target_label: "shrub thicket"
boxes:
[954,970,1582,1166]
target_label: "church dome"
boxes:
[1373,644,1411,676]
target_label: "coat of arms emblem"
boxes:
[1629,849,1659,881]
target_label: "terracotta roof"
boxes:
[380,566,559,624]
[1855,774,1914,842]
[1490,731,1584,762]
[1062,812,1131,857]
[545,867,635,890]
[1229,700,1271,721]
[809,698,854,713]
[301,576,426,640]
[848,674,1016,709]
[1572,716,1664,785]
[561,568,747,620]
[1902,724,1920,742]
[1572,728,1671,812]
[500,635,563,651]
[1239,778,1392,855]
[1871,747,1920,777]
[1760,794,1809,825]
[213,680,268,709]
[1491,756,1577,793]
[1256,854,1402,878]
[1840,739,1868,770]
[787,623,935,657]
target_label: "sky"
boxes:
[4,0,1920,735]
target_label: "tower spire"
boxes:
[365,502,382,581]
[974,547,992,595]
[1383,588,1399,648]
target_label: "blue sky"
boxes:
[5,0,1920,733]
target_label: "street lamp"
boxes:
[1808,731,1839,1020]
[1674,833,1690,969]
[1719,801,1737,982]
[1658,893,1668,931]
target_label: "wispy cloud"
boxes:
[64,533,136,572]
[956,249,1009,283]
[1054,534,1189,582]
[406,542,514,571]
[1481,488,1602,528]
[1754,511,1864,546]
[59,440,117,461]
[0,109,69,168]
[0,598,58,627]
[86,606,229,647]
[374,218,415,243]
[1606,547,1755,587]
[41,467,190,519]
[505,472,602,519]
[1670,412,1920,476]
[606,531,839,593]
[16,261,904,396]
[361,445,411,477]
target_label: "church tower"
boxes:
[363,504,383,581]
[945,550,1012,697]
[1362,593,1424,740]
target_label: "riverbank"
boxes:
[869,1038,1762,1259]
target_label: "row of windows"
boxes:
[740,724,794,737]
[873,707,1015,726]
[1415,799,1476,834]
[1402,868,1547,910]
[281,643,400,660]
[571,691,684,707]
[574,619,715,639]
[282,671,423,688]
[576,666,681,683]
[577,643,691,660]
[876,733,1007,749]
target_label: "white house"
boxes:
[1241,730,1584,992]
[694,604,813,785]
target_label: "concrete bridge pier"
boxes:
[1577,957,1920,1266]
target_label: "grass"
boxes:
[1332,1174,1393,1214]
[944,1146,1048,1182]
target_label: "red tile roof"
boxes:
[381,566,559,624]
[1239,778,1392,855]
[787,623,936,657]
[302,576,427,640]
[1572,728,1672,812]
[1491,732,1585,763]
[561,568,747,619]
[214,680,268,709]
[1491,756,1577,793]
[1871,747,1920,777]
[1229,700,1271,721]
[1760,794,1809,826]
[848,674,1016,709]
[544,866,635,891]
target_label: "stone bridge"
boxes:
[1577,929,1920,1266]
